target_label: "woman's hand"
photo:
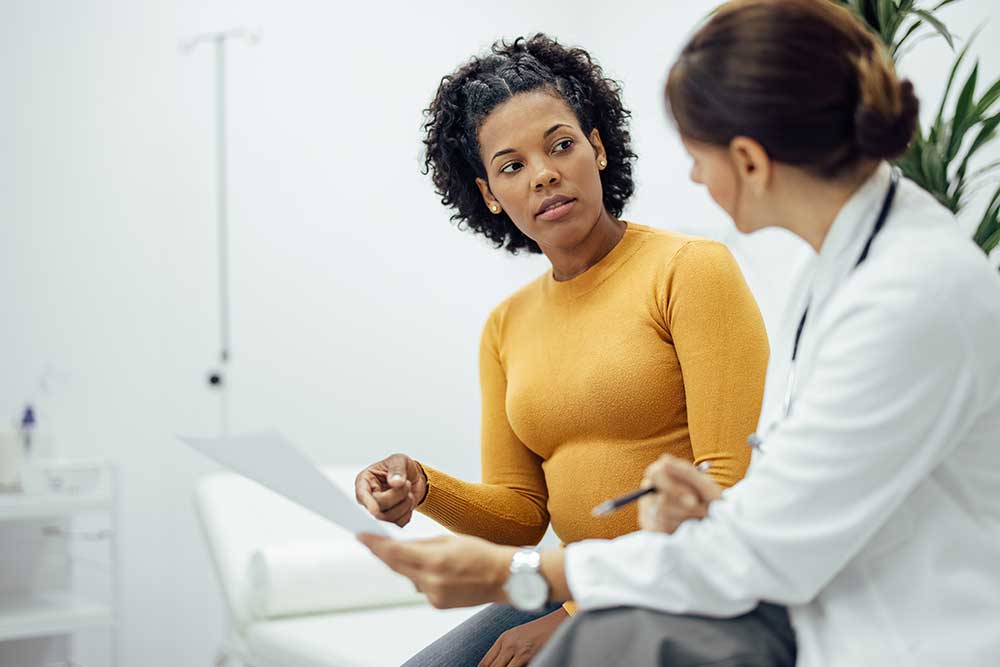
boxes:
[354,453,428,527]
[358,533,516,608]
[639,454,722,534]
[480,607,567,667]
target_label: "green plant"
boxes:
[835,0,1000,261]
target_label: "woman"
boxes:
[353,34,771,666]
[360,2,1000,666]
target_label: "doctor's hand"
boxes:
[639,455,722,534]
[357,533,516,609]
[354,453,428,527]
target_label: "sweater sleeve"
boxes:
[416,308,550,547]
[664,241,769,488]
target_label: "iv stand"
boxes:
[180,28,258,436]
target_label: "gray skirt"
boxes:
[533,603,795,667]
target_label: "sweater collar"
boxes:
[542,222,648,301]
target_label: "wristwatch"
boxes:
[502,548,550,611]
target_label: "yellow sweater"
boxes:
[419,223,768,548]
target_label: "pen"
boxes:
[591,461,712,517]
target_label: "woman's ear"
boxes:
[589,128,608,169]
[476,177,503,215]
[728,136,772,195]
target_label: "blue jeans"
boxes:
[401,603,565,667]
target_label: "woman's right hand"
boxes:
[354,453,428,527]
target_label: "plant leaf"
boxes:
[974,197,1000,255]
[957,113,1000,182]
[895,30,948,60]
[974,77,1000,117]
[935,30,979,128]
[900,8,955,49]
[972,183,1000,249]
[921,143,951,208]
[896,134,924,181]
[949,63,979,161]
[892,18,925,57]
[882,0,910,45]
[969,158,1000,183]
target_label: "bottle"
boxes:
[18,405,47,494]
[19,405,36,460]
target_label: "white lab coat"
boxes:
[564,163,1000,666]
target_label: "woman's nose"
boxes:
[532,166,561,191]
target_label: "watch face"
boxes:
[506,570,549,611]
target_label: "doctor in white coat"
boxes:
[359,1,1000,665]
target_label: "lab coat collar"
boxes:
[809,161,894,301]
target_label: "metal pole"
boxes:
[214,37,231,436]
[180,28,257,437]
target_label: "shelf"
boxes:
[0,493,114,522]
[0,591,113,641]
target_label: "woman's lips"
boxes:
[537,198,577,221]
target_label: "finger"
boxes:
[358,533,411,568]
[496,648,517,667]
[354,474,383,516]
[493,647,515,667]
[664,458,721,502]
[386,454,410,488]
[639,499,658,530]
[372,481,412,511]
[357,533,387,553]
[663,484,699,510]
[507,651,532,667]
[480,638,502,667]
[357,534,424,577]
[379,496,416,524]
[643,458,665,481]
[648,466,699,508]
[395,508,415,528]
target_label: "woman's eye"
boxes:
[500,161,523,174]
[553,139,574,153]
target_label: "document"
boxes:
[180,431,391,537]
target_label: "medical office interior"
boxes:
[2,0,999,665]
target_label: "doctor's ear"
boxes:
[728,137,772,195]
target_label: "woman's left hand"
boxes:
[358,533,516,609]
[480,607,567,667]
[639,454,723,533]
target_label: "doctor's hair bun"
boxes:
[666,0,921,178]
[854,52,920,161]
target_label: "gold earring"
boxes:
[599,159,607,169]
[490,203,500,213]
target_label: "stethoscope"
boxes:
[747,168,900,451]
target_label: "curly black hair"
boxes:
[422,34,637,254]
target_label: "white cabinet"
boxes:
[0,461,118,666]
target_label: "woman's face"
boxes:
[475,91,608,252]
[682,137,768,234]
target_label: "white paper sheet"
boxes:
[180,431,391,537]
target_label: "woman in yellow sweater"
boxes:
[354,34,768,667]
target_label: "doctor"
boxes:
[360,1,1000,665]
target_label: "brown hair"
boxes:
[666,0,919,177]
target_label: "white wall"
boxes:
[2,1,998,666]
